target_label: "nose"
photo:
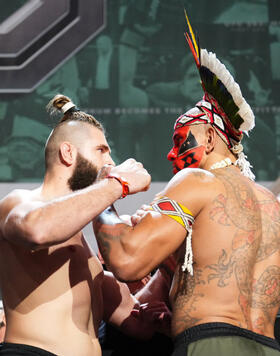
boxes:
[167,148,176,161]
[106,154,115,166]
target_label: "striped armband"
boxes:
[150,196,194,275]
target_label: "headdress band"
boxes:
[175,96,243,150]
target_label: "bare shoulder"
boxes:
[247,180,280,218]
[0,188,38,225]
[254,181,280,202]
[160,168,217,217]
[254,182,280,222]
[165,168,215,190]
[0,189,33,208]
[208,169,280,231]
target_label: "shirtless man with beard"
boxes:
[0,94,155,356]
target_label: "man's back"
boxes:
[170,166,280,338]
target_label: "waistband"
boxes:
[174,322,280,351]
[0,342,58,356]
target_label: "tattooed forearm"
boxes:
[93,205,131,262]
[251,265,280,309]
[97,231,122,261]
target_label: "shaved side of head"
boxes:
[45,121,101,171]
[45,94,104,172]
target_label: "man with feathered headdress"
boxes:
[93,10,280,356]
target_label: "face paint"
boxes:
[167,126,206,174]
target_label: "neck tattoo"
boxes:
[209,157,233,170]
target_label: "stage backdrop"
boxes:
[0,0,279,183]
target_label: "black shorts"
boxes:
[172,322,280,356]
[0,342,57,356]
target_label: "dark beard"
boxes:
[68,153,99,191]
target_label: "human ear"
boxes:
[205,127,216,153]
[59,142,76,166]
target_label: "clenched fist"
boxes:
[102,158,151,196]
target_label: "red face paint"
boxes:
[167,126,205,174]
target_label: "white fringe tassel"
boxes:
[232,143,255,181]
[182,227,193,275]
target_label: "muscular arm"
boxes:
[0,179,122,249]
[0,158,150,250]
[93,169,212,281]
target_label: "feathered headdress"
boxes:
[175,10,255,180]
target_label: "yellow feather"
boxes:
[184,8,199,58]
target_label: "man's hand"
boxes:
[130,191,165,225]
[131,301,172,337]
[110,158,151,195]
[131,204,152,226]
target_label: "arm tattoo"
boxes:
[251,265,280,309]
[94,206,129,262]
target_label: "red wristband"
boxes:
[106,174,129,199]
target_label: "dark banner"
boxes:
[0,0,279,182]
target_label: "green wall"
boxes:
[0,0,279,182]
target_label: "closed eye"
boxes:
[173,134,183,146]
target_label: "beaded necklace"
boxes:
[209,157,233,170]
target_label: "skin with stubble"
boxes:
[93,123,280,339]
[0,121,151,356]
